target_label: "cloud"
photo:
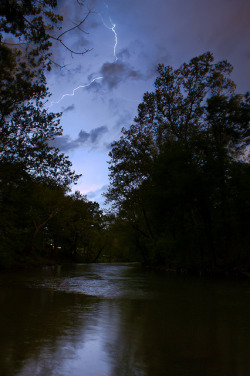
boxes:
[53,126,108,151]
[85,184,110,206]
[62,104,75,112]
[87,184,108,199]
[112,110,134,129]
[90,126,106,143]
[78,130,90,143]
[117,48,131,60]
[101,61,142,89]
[88,61,143,91]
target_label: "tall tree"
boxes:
[106,52,237,208]
[105,52,250,269]
[0,0,91,188]
[0,1,92,266]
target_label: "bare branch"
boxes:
[53,38,92,55]
[77,0,86,6]
[56,9,92,39]
[71,21,89,35]
[22,11,92,57]
[47,57,67,69]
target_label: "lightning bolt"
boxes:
[48,76,103,107]
[110,19,118,61]
[100,15,118,61]
[49,8,119,108]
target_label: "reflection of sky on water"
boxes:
[1,264,249,376]
[18,326,112,376]
[15,295,146,376]
[33,264,155,300]
[8,264,147,375]
[11,265,149,376]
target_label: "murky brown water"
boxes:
[0,263,249,376]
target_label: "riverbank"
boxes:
[0,253,87,271]
[149,263,250,280]
[1,252,250,280]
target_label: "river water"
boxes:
[0,263,249,376]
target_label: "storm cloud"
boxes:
[100,61,142,89]
[88,61,143,91]
[53,126,108,151]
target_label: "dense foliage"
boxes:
[0,0,82,187]
[0,1,105,268]
[106,52,250,273]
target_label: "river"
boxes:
[0,263,249,376]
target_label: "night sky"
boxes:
[46,0,250,207]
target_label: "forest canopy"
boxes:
[105,52,250,271]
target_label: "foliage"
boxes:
[0,0,90,188]
[0,166,107,267]
[0,0,61,116]
[0,102,81,188]
[45,191,106,262]
[0,0,90,115]
[106,52,250,271]
[0,1,106,268]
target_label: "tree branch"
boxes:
[56,9,91,39]
[47,57,67,69]
[51,37,91,56]
[21,9,92,57]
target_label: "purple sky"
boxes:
[46,0,250,206]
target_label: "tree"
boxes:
[45,192,106,262]
[0,103,80,188]
[0,0,91,116]
[0,166,106,267]
[106,52,237,207]
[105,52,250,270]
[0,0,93,188]
[0,1,93,267]
[0,160,69,264]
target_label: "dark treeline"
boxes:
[0,169,108,267]
[105,52,250,274]
[0,0,107,268]
[0,2,249,273]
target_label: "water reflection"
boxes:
[0,264,249,376]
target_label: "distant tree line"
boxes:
[105,52,250,273]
